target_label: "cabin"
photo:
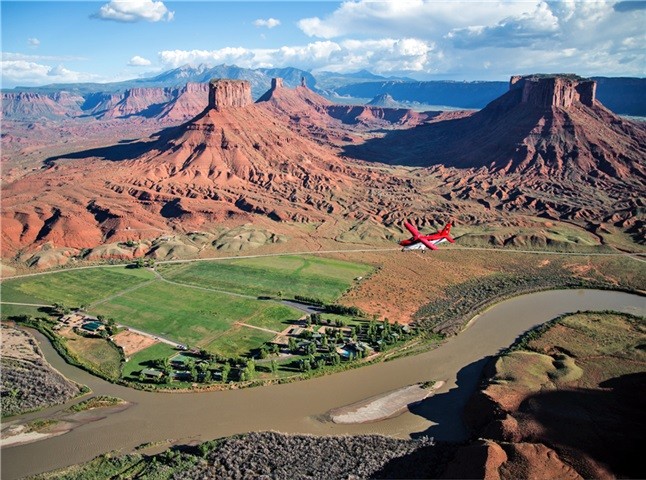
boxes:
[141,368,163,380]
[81,321,105,334]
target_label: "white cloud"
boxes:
[27,38,40,47]
[1,60,100,86]
[294,0,645,78]
[447,2,559,49]
[2,52,87,62]
[253,18,280,28]
[158,37,440,74]
[128,55,152,66]
[94,0,174,23]
[298,0,534,39]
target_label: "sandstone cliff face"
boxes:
[257,77,429,135]
[98,87,175,119]
[341,74,645,235]
[510,74,596,108]
[1,91,83,118]
[208,79,252,110]
[157,82,209,120]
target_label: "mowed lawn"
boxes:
[122,342,178,380]
[207,327,275,358]
[157,255,373,302]
[1,267,156,307]
[91,281,301,354]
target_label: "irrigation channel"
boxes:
[2,289,644,479]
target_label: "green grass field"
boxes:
[2,256,370,361]
[157,255,373,302]
[63,333,123,380]
[1,267,155,307]
[92,282,300,355]
[0,304,48,319]
[206,326,275,358]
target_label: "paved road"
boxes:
[281,300,325,315]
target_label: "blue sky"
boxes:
[1,0,645,88]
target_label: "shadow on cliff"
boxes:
[408,357,492,442]
[43,122,191,165]
[341,88,553,170]
[503,372,646,478]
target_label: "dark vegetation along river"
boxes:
[2,289,644,479]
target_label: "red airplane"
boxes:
[400,220,455,251]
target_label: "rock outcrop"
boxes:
[208,79,252,110]
[366,93,402,108]
[342,74,646,234]
[157,82,209,120]
[99,87,174,119]
[257,77,430,134]
[1,91,83,119]
[510,74,596,108]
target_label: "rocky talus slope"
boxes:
[1,325,81,416]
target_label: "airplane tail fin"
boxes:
[442,223,455,243]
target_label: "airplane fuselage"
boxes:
[401,237,447,250]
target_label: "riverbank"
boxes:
[327,381,445,424]
[1,401,130,448]
[2,289,644,480]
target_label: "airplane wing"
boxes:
[418,237,439,250]
[404,221,421,237]
[445,235,455,244]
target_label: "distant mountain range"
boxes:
[2,64,645,115]
[336,76,646,114]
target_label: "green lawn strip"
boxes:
[206,326,275,358]
[92,282,300,352]
[64,335,122,380]
[239,303,302,331]
[158,255,372,302]
[1,267,156,307]
[122,343,178,380]
[0,304,48,319]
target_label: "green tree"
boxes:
[221,363,231,383]
[247,358,256,374]
[300,359,311,372]
[53,302,70,315]
[270,359,278,374]
[288,337,298,353]
[331,352,341,365]
[133,258,146,268]
[259,344,269,359]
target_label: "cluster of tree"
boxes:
[294,295,324,306]
[324,304,363,316]
[361,319,405,346]
[304,313,346,328]
[298,352,341,372]
[131,258,155,269]
[258,343,280,359]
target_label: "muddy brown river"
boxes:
[2,289,644,479]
